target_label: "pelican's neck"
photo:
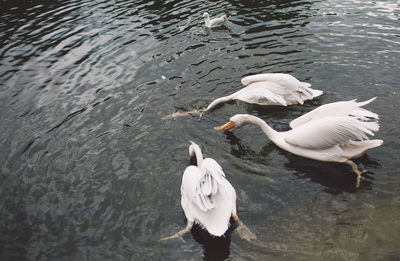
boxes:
[189,144,204,166]
[206,96,232,111]
[246,115,279,141]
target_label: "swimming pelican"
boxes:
[202,12,228,28]
[162,73,323,120]
[205,73,323,112]
[160,141,256,242]
[215,98,383,187]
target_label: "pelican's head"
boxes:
[202,12,209,19]
[214,114,251,132]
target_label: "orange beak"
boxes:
[214,120,235,131]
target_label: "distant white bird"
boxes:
[202,12,228,28]
[215,98,383,187]
[205,73,323,111]
[160,141,256,242]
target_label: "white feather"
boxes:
[205,73,323,111]
[284,117,380,150]
[290,97,378,129]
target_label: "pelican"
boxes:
[202,12,228,28]
[160,141,256,242]
[162,73,323,120]
[205,73,323,112]
[215,98,383,187]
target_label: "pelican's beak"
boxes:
[214,121,235,131]
[202,14,205,18]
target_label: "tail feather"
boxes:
[352,109,379,121]
[367,139,384,148]
[299,82,312,88]
[340,139,383,159]
[357,97,376,107]
[298,83,323,100]
[359,120,380,136]
[310,89,323,98]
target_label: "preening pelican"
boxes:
[161,73,322,119]
[215,98,383,187]
[202,12,228,28]
[205,73,323,111]
[160,141,256,242]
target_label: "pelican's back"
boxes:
[200,180,236,236]
[210,15,227,27]
[189,179,236,236]
[241,73,302,86]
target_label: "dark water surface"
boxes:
[1,0,400,260]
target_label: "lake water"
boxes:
[1,0,399,260]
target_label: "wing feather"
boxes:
[181,166,214,211]
[210,16,226,27]
[241,73,302,88]
[290,98,378,129]
[240,73,322,105]
[199,158,226,196]
[233,84,287,106]
[284,117,380,150]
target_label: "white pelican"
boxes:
[202,12,228,28]
[162,73,323,120]
[160,141,256,242]
[205,73,323,111]
[215,98,383,187]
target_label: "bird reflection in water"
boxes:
[285,153,380,193]
[190,220,236,261]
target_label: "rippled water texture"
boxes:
[1,0,400,260]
